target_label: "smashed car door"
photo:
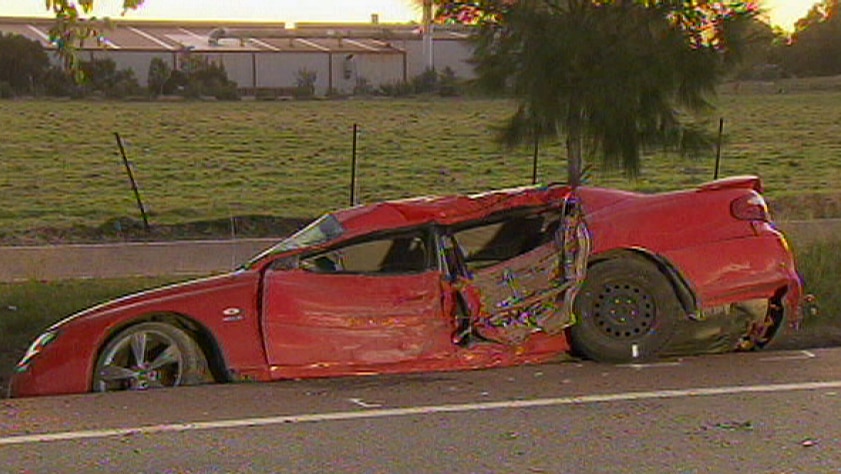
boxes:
[261,227,454,368]
[451,201,589,345]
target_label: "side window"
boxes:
[300,230,431,274]
[454,212,560,270]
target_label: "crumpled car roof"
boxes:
[335,184,572,238]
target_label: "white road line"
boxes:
[2,380,841,446]
[620,362,683,369]
[760,350,818,362]
[348,398,382,408]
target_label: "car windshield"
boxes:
[242,214,345,268]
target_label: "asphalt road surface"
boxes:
[2,349,841,473]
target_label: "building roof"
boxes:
[0,18,470,54]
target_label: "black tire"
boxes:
[92,322,208,392]
[571,258,681,363]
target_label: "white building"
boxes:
[0,18,475,95]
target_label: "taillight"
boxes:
[731,193,770,222]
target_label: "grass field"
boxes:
[2,90,841,243]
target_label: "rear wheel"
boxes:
[93,322,207,392]
[571,258,681,362]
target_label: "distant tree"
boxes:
[780,0,841,76]
[41,66,80,97]
[147,57,171,97]
[0,33,50,96]
[434,0,756,185]
[45,0,144,80]
[733,18,788,80]
[79,57,142,98]
[794,0,838,32]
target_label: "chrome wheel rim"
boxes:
[95,329,184,392]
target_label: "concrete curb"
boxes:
[0,238,277,282]
[0,220,838,282]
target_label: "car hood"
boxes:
[46,271,254,331]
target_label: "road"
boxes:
[2,349,841,473]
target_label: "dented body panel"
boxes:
[578,176,803,353]
[11,185,586,397]
[262,270,454,367]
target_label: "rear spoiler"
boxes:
[697,175,763,194]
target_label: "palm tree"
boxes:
[444,0,757,186]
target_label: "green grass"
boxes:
[2,91,841,239]
[0,276,187,354]
[795,239,841,328]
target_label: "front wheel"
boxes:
[571,258,681,363]
[93,322,207,392]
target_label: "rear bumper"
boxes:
[665,228,802,312]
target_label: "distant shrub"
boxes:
[378,80,414,97]
[147,57,171,97]
[40,66,81,97]
[173,56,240,100]
[0,81,13,99]
[378,68,463,97]
[78,58,143,99]
[353,76,374,96]
[294,68,317,98]
[412,68,439,94]
[438,67,461,97]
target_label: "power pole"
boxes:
[422,0,434,71]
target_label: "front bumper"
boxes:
[8,335,93,398]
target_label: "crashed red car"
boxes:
[9,176,803,397]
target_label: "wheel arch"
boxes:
[93,312,230,385]
[588,247,698,320]
[755,286,790,348]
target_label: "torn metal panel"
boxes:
[459,196,591,345]
[662,299,774,355]
[469,242,570,344]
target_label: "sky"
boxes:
[0,0,821,31]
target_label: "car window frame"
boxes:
[292,225,439,276]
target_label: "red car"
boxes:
[9,176,803,397]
